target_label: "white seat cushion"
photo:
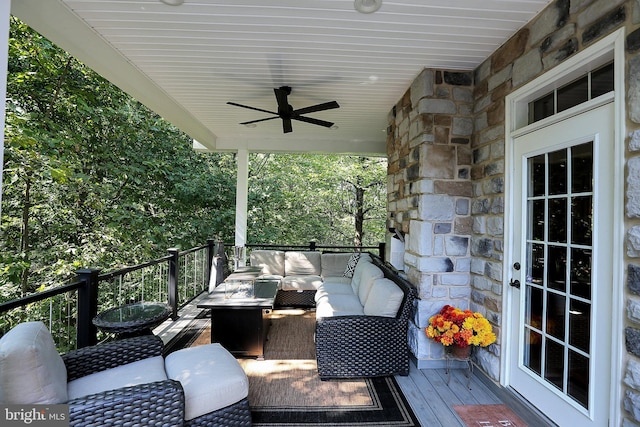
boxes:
[165,343,249,421]
[0,321,68,404]
[281,275,323,291]
[363,278,405,317]
[316,298,364,318]
[314,281,354,303]
[321,276,352,286]
[315,293,364,319]
[67,356,168,400]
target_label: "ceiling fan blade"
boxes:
[240,116,279,125]
[274,86,291,110]
[294,115,334,128]
[282,118,293,133]
[293,101,340,116]
[227,102,277,116]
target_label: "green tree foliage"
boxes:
[0,19,387,303]
[247,154,386,247]
[1,18,236,299]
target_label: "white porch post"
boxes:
[0,1,11,216]
[234,149,249,266]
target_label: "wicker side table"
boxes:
[93,302,172,339]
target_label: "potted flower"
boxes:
[425,305,496,358]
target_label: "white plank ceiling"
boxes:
[12,0,553,155]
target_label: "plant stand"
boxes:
[445,345,473,389]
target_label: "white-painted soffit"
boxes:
[12,0,553,154]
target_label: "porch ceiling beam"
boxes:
[213,136,387,156]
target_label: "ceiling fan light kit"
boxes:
[354,0,382,14]
[227,86,340,134]
[159,0,184,5]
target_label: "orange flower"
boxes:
[425,305,496,348]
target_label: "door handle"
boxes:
[509,279,521,289]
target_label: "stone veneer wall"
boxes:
[386,69,475,369]
[388,0,640,423]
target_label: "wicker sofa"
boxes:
[314,255,417,380]
[248,249,417,379]
[0,322,252,427]
[249,249,356,307]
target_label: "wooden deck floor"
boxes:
[155,296,554,426]
[395,362,554,426]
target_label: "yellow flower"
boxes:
[425,305,496,348]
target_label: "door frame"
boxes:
[502,28,626,425]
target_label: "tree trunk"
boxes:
[354,185,364,248]
[20,173,32,295]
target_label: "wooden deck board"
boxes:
[396,361,555,426]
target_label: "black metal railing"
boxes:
[246,241,385,256]
[0,240,382,353]
[224,241,386,269]
[0,239,225,352]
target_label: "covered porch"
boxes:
[3,1,640,426]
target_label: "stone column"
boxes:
[387,68,473,368]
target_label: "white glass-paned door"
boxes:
[508,103,613,426]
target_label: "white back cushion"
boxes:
[0,321,68,404]
[320,253,353,277]
[250,250,285,276]
[356,263,384,304]
[350,256,372,294]
[364,278,405,317]
[285,251,321,276]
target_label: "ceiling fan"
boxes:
[227,86,339,133]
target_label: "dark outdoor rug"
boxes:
[166,308,419,426]
[454,404,528,427]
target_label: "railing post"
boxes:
[309,241,316,251]
[378,242,386,261]
[168,248,179,320]
[206,238,215,289]
[214,241,225,287]
[75,268,100,348]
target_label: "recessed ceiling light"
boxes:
[354,0,382,14]
[160,0,184,5]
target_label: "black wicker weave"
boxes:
[63,335,164,381]
[186,398,252,427]
[274,289,316,307]
[315,256,417,380]
[63,335,253,426]
[68,379,185,427]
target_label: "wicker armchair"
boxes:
[315,258,417,380]
[0,321,251,427]
[63,335,187,426]
[65,335,252,427]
